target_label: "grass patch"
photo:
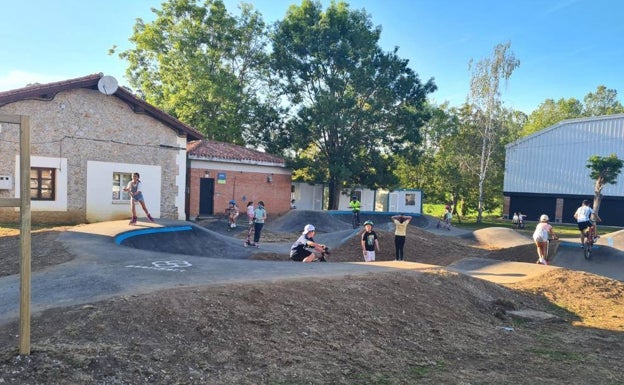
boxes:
[528,347,582,362]
[423,204,620,236]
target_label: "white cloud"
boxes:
[0,70,67,92]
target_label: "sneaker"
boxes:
[129,216,137,225]
[147,214,154,222]
[255,243,260,248]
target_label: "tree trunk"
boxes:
[593,193,603,216]
[327,178,341,210]
[593,179,604,216]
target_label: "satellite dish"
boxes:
[97,75,118,95]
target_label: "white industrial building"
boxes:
[503,114,624,226]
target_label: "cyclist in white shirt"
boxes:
[573,200,601,246]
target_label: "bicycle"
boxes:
[583,227,596,260]
[312,246,330,262]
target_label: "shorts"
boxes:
[577,221,592,232]
[290,249,313,262]
[363,250,375,262]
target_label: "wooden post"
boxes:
[19,115,32,355]
[0,113,31,354]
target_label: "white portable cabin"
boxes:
[388,189,422,214]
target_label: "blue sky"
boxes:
[1,0,622,114]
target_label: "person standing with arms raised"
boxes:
[391,213,412,261]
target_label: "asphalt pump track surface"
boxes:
[0,210,622,325]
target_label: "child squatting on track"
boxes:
[532,214,558,265]
[123,172,154,225]
[290,224,329,262]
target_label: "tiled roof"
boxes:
[188,140,285,166]
[0,73,204,141]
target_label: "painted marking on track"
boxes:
[125,260,192,272]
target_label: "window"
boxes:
[405,193,416,206]
[112,172,132,201]
[30,167,55,200]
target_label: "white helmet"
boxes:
[540,214,549,222]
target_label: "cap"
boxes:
[303,224,316,234]
[540,214,549,222]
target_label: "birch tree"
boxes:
[468,42,520,222]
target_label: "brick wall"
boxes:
[188,166,292,219]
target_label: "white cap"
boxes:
[303,224,315,234]
[540,214,549,222]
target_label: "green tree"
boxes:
[521,97,583,136]
[583,85,624,117]
[467,41,520,223]
[269,0,435,209]
[116,0,273,143]
[586,153,624,214]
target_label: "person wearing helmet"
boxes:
[361,220,380,262]
[532,214,558,265]
[349,195,361,226]
[290,224,329,262]
[227,199,239,230]
[574,199,601,247]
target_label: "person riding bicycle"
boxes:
[532,214,558,265]
[349,195,361,226]
[290,224,329,262]
[574,200,601,247]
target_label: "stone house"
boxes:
[0,73,203,224]
[187,140,292,219]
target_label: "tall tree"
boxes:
[467,42,520,223]
[586,153,624,214]
[583,85,624,117]
[115,0,272,143]
[269,0,436,209]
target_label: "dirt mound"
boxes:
[468,227,534,249]
[252,223,492,265]
[1,269,622,384]
[265,210,351,233]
